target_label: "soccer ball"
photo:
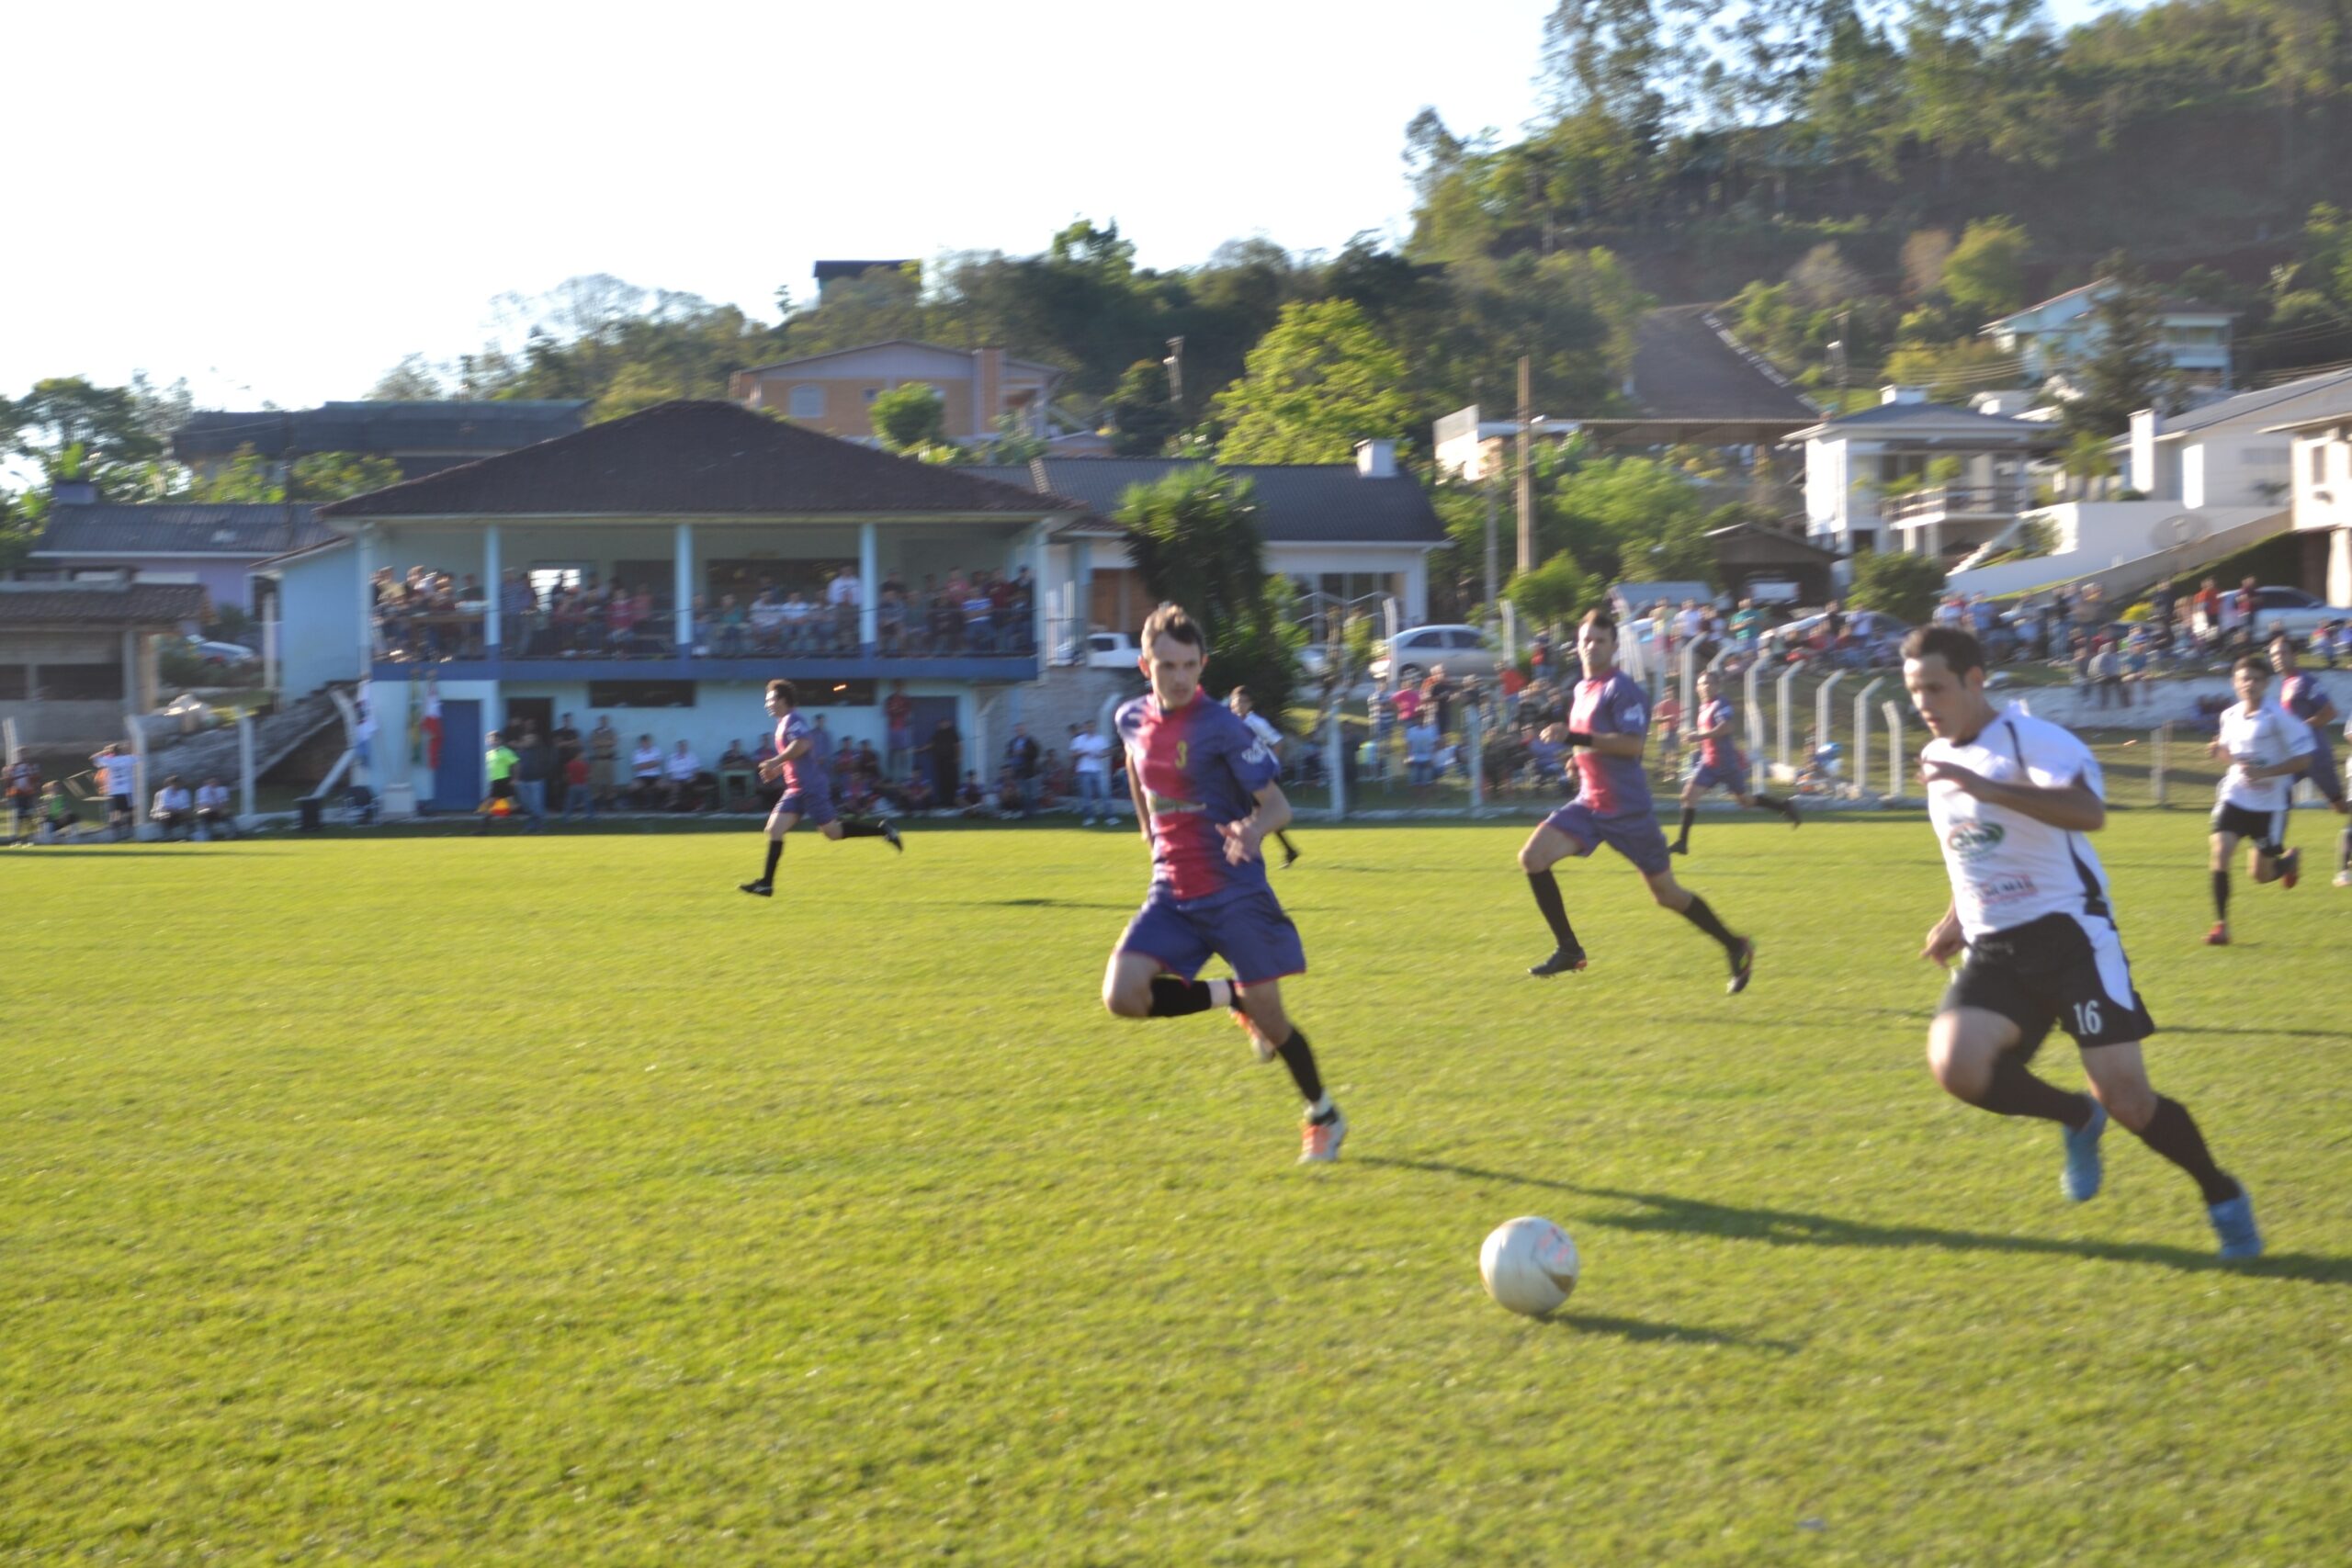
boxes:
[1479,1216,1580,1317]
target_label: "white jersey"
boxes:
[2214,699,2315,814]
[1924,706,2115,941]
[1069,732,1112,775]
[98,754,137,795]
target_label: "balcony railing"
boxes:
[1885,485,2030,523]
[372,602,1042,667]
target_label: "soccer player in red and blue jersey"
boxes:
[2267,632,2350,885]
[1668,668,1800,856]
[1102,604,1345,1164]
[740,679,899,897]
[1519,609,1757,991]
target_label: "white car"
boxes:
[1067,630,1138,671]
[184,636,259,667]
[1368,624,1501,685]
[2230,586,2352,648]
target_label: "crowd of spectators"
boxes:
[372,562,1039,662]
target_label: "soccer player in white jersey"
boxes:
[1904,626,2260,1259]
[2202,652,2317,945]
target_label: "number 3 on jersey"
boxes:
[1174,739,1188,769]
[2072,999,2102,1035]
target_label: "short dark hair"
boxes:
[1140,603,1205,651]
[1901,626,1985,676]
[2233,651,2269,677]
[766,678,797,705]
[1227,684,1251,702]
[1579,608,1618,635]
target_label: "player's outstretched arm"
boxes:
[1921,901,1964,967]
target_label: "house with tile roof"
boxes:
[14,480,334,615]
[1784,388,2064,565]
[1984,281,2237,390]
[0,581,209,747]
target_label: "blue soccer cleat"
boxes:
[2207,1189,2263,1259]
[2062,1100,2109,1202]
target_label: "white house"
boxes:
[2267,407,2352,606]
[2124,367,2352,508]
[271,401,1079,813]
[1786,388,2061,564]
[1984,281,2235,389]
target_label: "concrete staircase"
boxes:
[143,690,344,784]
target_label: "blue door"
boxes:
[433,699,482,808]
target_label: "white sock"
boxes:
[1306,1095,1335,1122]
[1206,978,1236,1009]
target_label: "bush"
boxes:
[1848,551,1947,626]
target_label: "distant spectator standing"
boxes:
[1069,718,1113,825]
[588,716,620,808]
[93,742,138,840]
[1004,723,1041,818]
[4,754,40,842]
[511,732,551,829]
[561,750,595,822]
[930,716,961,801]
[885,682,914,781]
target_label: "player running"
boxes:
[2204,652,2316,944]
[1519,608,1756,991]
[4,755,40,844]
[740,679,900,896]
[1905,626,2260,1259]
[2266,632,2351,886]
[1102,604,1344,1164]
[1668,668,1799,856]
[1226,686,1300,867]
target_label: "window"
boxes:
[43,663,126,700]
[69,568,129,583]
[2313,444,2330,487]
[529,563,593,602]
[1446,630,1485,649]
[586,680,696,708]
[0,665,25,700]
[789,385,826,419]
[1403,630,1443,650]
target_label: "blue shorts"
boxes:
[1688,757,1748,795]
[1541,800,1673,876]
[1119,885,1306,987]
[2303,740,2344,803]
[777,778,837,828]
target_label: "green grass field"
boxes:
[6,814,2349,1564]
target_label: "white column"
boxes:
[483,524,502,654]
[356,525,378,671]
[859,523,878,651]
[1073,539,1093,638]
[236,711,256,824]
[675,523,695,655]
[1028,525,1048,656]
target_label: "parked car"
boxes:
[2231,585,2352,649]
[183,636,259,668]
[1368,624,1501,685]
[1057,630,1140,671]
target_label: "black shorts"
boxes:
[487,779,515,801]
[1940,912,2157,1060]
[108,793,133,815]
[2211,801,2288,854]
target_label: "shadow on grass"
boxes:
[1549,1312,1803,1353]
[4,847,279,858]
[1361,1157,2352,1285]
[2164,1025,2348,1042]
[967,897,1136,911]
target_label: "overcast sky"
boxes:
[6,0,2128,413]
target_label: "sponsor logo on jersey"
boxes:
[1946,820,2006,857]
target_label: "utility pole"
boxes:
[1483,476,1500,627]
[1515,354,1534,575]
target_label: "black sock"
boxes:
[1675,807,1696,847]
[1274,1025,1327,1109]
[1756,792,1793,818]
[1147,976,1217,1017]
[2133,1096,2241,1205]
[1678,894,1744,958]
[1527,871,1580,952]
[1971,1052,2094,1128]
[838,817,888,838]
[2211,869,2229,919]
[761,839,783,883]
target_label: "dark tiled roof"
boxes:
[315,401,1073,520]
[1791,402,2064,441]
[173,400,587,462]
[0,583,210,627]
[1631,305,1820,422]
[981,457,1445,546]
[35,503,331,558]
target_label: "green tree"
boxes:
[2062,264,2180,439]
[188,447,406,503]
[6,377,166,499]
[1507,550,1600,634]
[1546,455,1716,585]
[368,355,446,400]
[1848,548,1947,624]
[1104,358,1179,456]
[869,384,950,454]
[1116,467,1295,717]
[1212,299,1411,464]
[1941,217,2030,317]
